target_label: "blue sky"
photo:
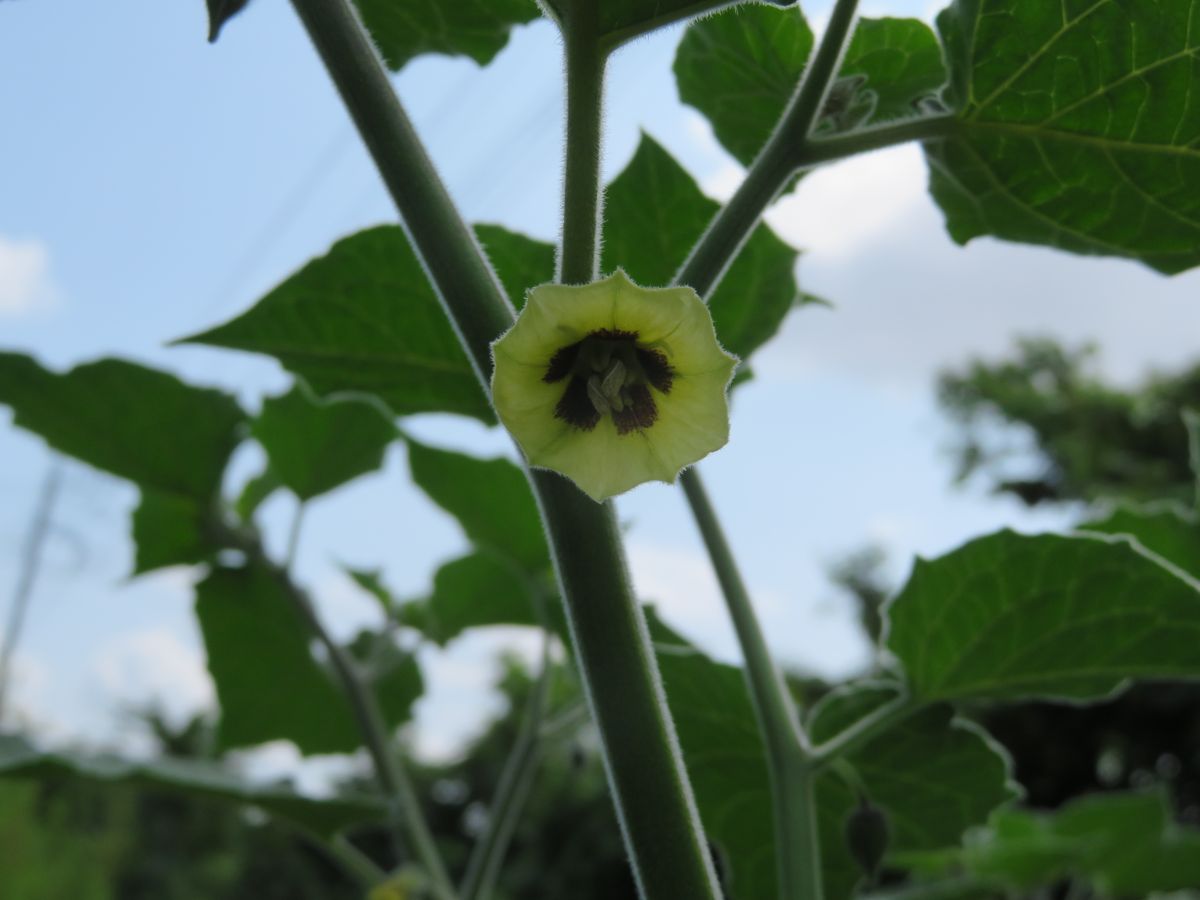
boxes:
[3,0,1200,765]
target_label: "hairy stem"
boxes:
[288,0,721,895]
[810,695,916,771]
[680,471,819,899]
[460,639,553,900]
[217,522,454,899]
[559,3,605,284]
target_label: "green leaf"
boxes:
[206,0,251,42]
[0,353,244,501]
[603,135,800,361]
[907,790,1200,896]
[196,565,362,754]
[1081,502,1200,578]
[808,684,1018,899]
[356,0,541,72]
[929,0,1200,274]
[674,3,814,167]
[252,384,397,502]
[399,552,553,645]
[346,631,424,728]
[181,226,493,423]
[405,439,549,573]
[0,734,382,841]
[131,489,218,576]
[474,223,555,311]
[235,466,281,522]
[838,18,949,125]
[674,7,945,165]
[656,646,1015,900]
[886,529,1200,704]
[541,0,795,49]
[345,566,399,618]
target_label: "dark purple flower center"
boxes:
[543,329,675,435]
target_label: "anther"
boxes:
[586,375,611,415]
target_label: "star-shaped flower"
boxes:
[491,271,738,501]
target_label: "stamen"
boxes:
[586,375,611,415]
[600,360,626,399]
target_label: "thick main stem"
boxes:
[288,1,721,896]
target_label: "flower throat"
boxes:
[543,329,675,434]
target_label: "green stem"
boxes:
[809,695,915,771]
[460,639,553,900]
[328,834,388,890]
[559,2,605,284]
[680,471,819,899]
[288,1,722,896]
[787,0,863,148]
[797,114,957,168]
[216,521,456,900]
[0,459,62,725]
[289,0,512,379]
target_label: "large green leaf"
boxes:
[655,643,1015,900]
[0,353,244,501]
[603,135,800,360]
[405,439,549,573]
[474,223,555,311]
[356,0,540,71]
[905,790,1200,896]
[0,734,383,841]
[886,529,1200,704]
[1081,502,1200,577]
[346,630,424,728]
[130,489,218,576]
[182,227,492,422]
[674,7,945,166]
[196,565,362,754]
[205,0,250,41]
[252,384,397,502]
[928,0,1200,274]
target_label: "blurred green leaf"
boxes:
[235,466,281,522]
[181,226,493,422]
[399,552,555,645]
[474,223,555,311]
[345,566,399,618]
[929,0,1200,274]
[130,489,218,576]
[904,790,1200,896]
[356,0,541,71]
[886,530,1200,703]
[252,384,396,502]
[0,353,244,501]
[346,631,424,728]
[405,439,549,572]
[603,135,800,361]
[0,734,383,841]
[196,565,363,754]
[674,8,944,165]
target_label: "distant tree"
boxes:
[938,337,1200,507]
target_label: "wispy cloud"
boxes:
[0,235,58,316]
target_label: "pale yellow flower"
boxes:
[491,271,737,501]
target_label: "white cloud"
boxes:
[766,145,928,261]
[92,628,215,727]
[0,236,57,316]
[627,541,871,679]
